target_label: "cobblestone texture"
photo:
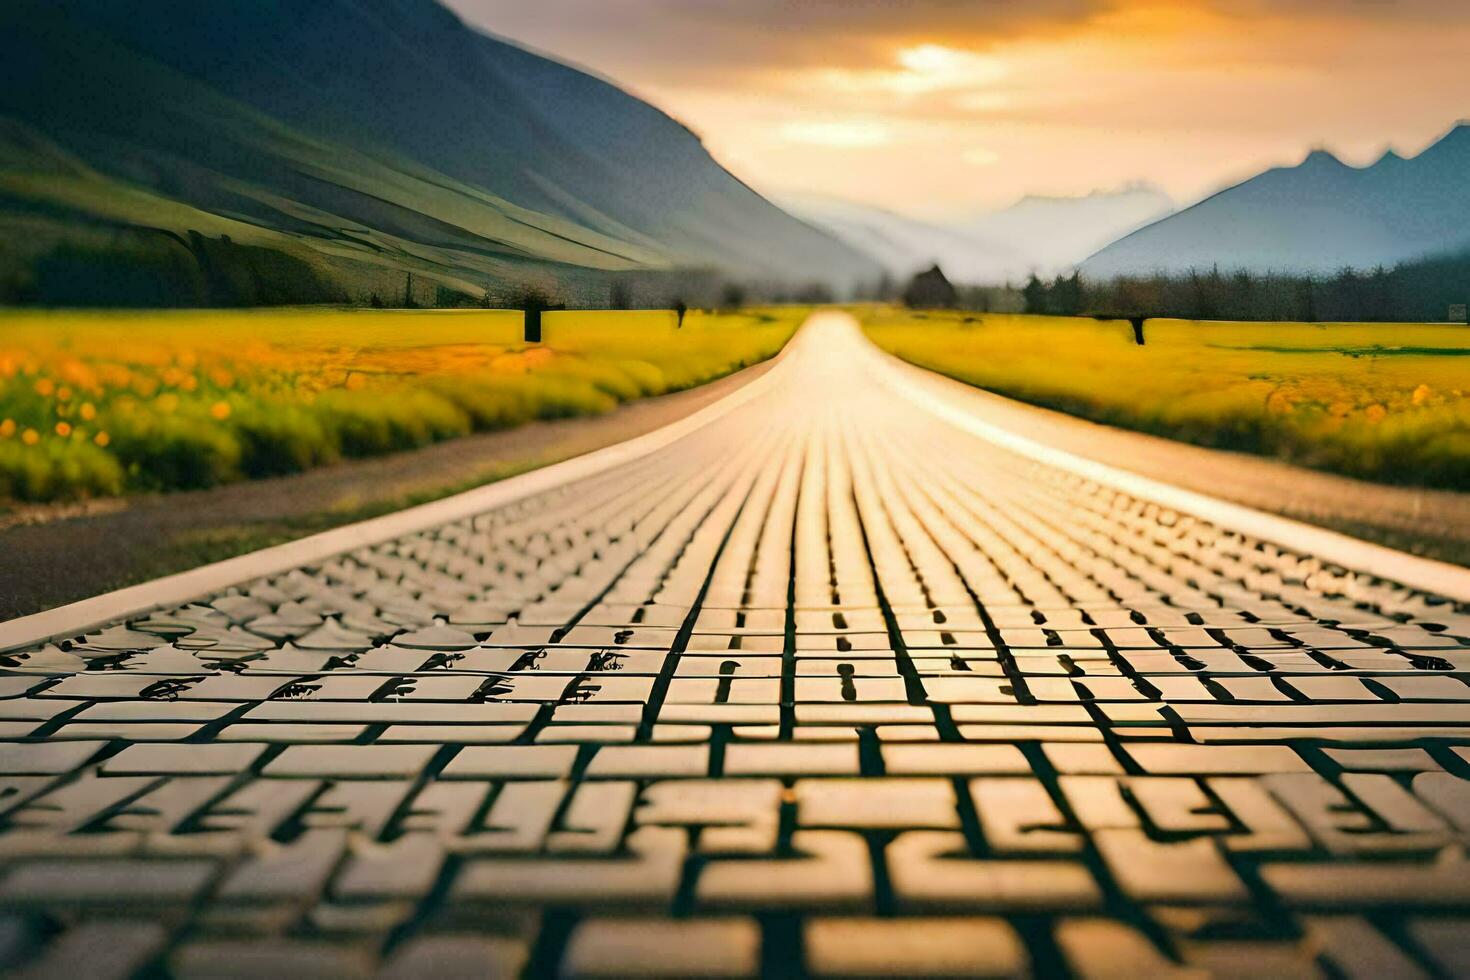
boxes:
[0,318,1467,977]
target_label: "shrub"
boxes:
[0,307,804,502]
[230,404,337,478]
[109,414,243,490]
[0,439,125,501]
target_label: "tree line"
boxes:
[1020,250,1470,323]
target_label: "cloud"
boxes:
[445,0,1104,81]
[439,0,1470,215]
[780,120,893,147]
[1226,0,1465,18]
[447,0,1470,80]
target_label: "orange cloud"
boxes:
[445,0,1470,216]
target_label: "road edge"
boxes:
[0,326,809,652]
[858,316,1470,604]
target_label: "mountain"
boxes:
[1083,125,1470,278]
[958,186,1174,278]
[0,0,878,306]
[776,194,1015,284]
[783,186,1173,285]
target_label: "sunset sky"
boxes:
[444,0,1470,220]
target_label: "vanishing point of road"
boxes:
[0,313,1468,977]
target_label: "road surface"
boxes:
[0,313,1468,977]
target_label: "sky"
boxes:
[443,0,1470,220]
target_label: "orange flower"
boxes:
[79,402,97,421]
[0,419,14,439]
[1411,383,1432,407]
[1365,404,1388,424]
[210,401,232,420]
[94,431,111,448]
[21,428,39,446]
[33,378,54,397]
[54,421,72,438]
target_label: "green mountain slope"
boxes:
[0,0,878,306]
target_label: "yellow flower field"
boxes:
[862,308,1470,489]
[0,308,802,502]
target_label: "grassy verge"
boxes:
[862,308,1470,490]
[0,307,803,502]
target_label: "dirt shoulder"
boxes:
[906,361,1470,570]
[0,360,775,619]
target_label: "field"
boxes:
[0,308,802,503]
[862,309,1470,490]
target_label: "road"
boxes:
[0,313,1468,977]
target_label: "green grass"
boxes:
[862,308,1470,490]
[0,307,803,503]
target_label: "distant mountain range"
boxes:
[0,0,878,306]
[799,122,1470,288]
[960,188,1175,280]
[783,186,1173,285]
[775,195,1015,285]
[1083,124,1470,278]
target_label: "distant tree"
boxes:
[1230,270,1256,318]
[1366,266,1392,321]
[1301,278,1318,322]
[0,270,37,306]
[498,281,565,342]
[876,271,895,302]
[1115,276,1160,318]
[33,238,205,308]
[609,279,633,311]
[1052,272,1083,315]
[1022,274,1047,315]
[673,298,689,328]
[794,282,835,305]
[720,282,748,311]
[1065,249,1470,324]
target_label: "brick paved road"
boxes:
[1,314,1468,977]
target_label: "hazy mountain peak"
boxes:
[1421,121,1470,158]
[1082,120,1470,278]
[1299,148,1348,170]
[958,186,1175,279]
[775,193,1015,283]
[785,185,1174,285]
